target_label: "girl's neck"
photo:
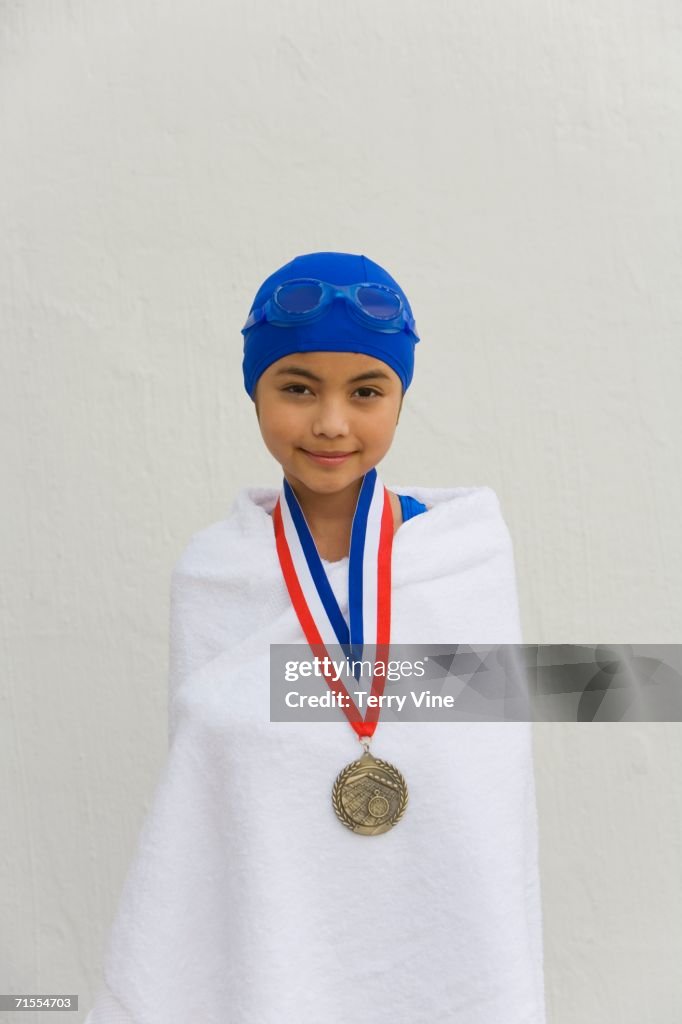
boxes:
[283,476,361,559]
[286,475,362,530]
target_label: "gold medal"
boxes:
[332,739,408,835]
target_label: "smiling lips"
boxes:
[302,449,356,466]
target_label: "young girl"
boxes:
[86,251,546,1022]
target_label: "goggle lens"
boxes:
[275,281,324,314]
[356,284,401,320]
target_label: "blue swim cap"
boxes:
[241,251,420,400]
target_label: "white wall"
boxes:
[1,2,681,1021]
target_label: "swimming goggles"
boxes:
[241,278,420,338]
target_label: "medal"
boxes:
[332,739,409,836]
[272,467,408,835]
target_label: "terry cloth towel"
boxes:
[85,484,546,1024]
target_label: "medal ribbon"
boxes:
[272,467,394,740]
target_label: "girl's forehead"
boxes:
[268,351,395,376]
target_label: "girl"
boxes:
[86,251,546,1023]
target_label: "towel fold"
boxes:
[85,484,546,1024]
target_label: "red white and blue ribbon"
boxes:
[272,467,394,740]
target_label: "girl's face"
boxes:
[253,351,404,496]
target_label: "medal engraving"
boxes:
[332,750,408,835]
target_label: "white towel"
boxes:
[85,484,546,1024]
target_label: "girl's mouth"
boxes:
[300,449,356,467]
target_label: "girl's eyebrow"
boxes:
[274,365,392,384]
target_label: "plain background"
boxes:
[1,2,681,1022]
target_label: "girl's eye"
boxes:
[282,384,380,399]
